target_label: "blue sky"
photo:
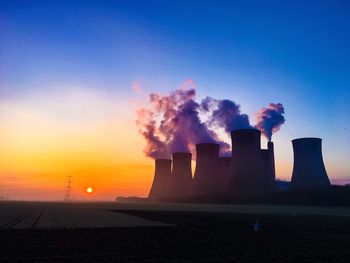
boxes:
[0,0,349,192]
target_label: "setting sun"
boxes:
[86,187,93,194]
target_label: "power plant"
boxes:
[148,159,172,201]
[219,156,231,192]
[168,152,193,201]
[262,141,276,192]
[193,143,220,200]
[227,129,273,199]
[148,130,332,203]
[291,138,330,189]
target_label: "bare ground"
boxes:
[0,202,349,262]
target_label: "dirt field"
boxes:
[0,201,350,262]
[0,202,169,229]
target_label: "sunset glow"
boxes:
[86,187,93,194]
[0,1,349,201]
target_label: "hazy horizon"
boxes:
[1,0,349,201]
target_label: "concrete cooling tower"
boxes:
[169,152,193,200]
[219,156,231,194]
[219,156,231,182]
[193,143,220,200]
[148,159,172,201]
[228,129,271,199]
[291,138,331,189]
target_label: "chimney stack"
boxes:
[291,138,330,189]
[193,143,220,200]
[267,141,276,183]
[169,152,193,200]
[262,142,277,192]
[148,159,172,201]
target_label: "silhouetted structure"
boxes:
[270,185,350,206]
[219,156,231,190]
[169,152,193,200]
[193,143,220,200]
[63,175,73,203]
[275,179,292,192]
[267,141,276,188]
[148,159,172,201]
[262,141,277,192]
[291,138,330,189]
[146,131,333,204]
[227,129,272,199]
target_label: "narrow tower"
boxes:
[291,138,330,189]
[148,159,172,201]
[262,141,277,192]
[63,175,73,203]
[267,141,276,184]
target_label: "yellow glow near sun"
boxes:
[86,186,93,194]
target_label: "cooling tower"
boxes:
[231,129,261,150]
[291,138,330,189]
[148,159,172,201]
[219,156,231,181]
[193,143,220,199]
[219,156,231,194]
[228,129,271,199]
[169,152,193,200]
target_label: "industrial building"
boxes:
[227,129,274,199]
[167,152,193,201]
[192,143,220,200]
[148,159,172,201]
[148,130,331,203]
[219,156,231,192]
[291,138,330,189]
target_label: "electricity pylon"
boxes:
[63,175,73,203]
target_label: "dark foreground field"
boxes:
[1,209,350,262]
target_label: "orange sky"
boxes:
[0,86,348,201]
[0,87,154,200]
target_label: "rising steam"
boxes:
[136,109,170,159]
[136,81,230,159]
[136,81,285,158]
[256,103,286,141]
[201,97,253,133]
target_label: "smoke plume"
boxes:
[136,82,229,159]
[136,82,285,158]
[136,108,171,159]
[201,97,253,133]
[255,103,285,141]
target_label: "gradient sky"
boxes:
[0,0,349,200]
